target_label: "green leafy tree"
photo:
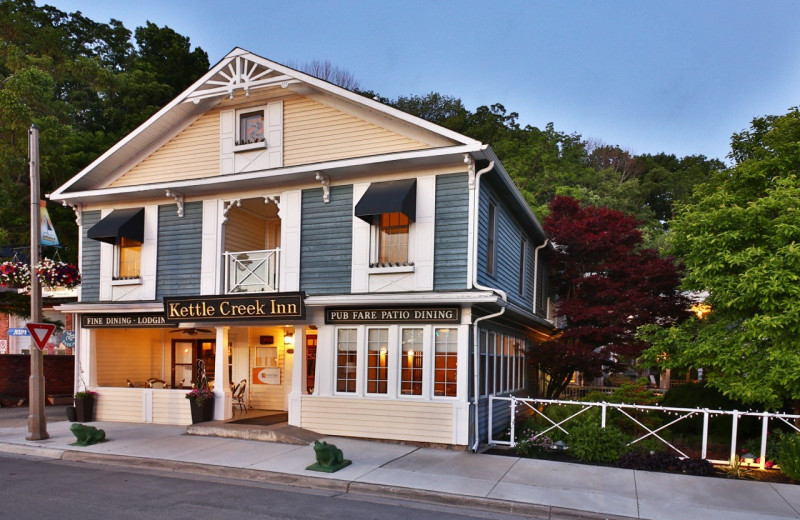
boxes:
[642,107,800,411]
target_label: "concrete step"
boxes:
[186,419,320,446]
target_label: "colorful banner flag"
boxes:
[40,200,59,247]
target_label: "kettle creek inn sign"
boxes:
[325,306,461,324]
[163,293,306,322]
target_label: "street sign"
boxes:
[8,328,30,336]
[26,323,55,351]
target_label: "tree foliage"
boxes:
[0,0,208,261]
[534,196,689,399]
[641,107,800,410]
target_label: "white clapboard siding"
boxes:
[93,387,145,422]
[300,397,454,444]
[225,209,267,252]
[152,390,192,424]
[95,329,166,387]
[283,97,428,166]
[109,111,220,187]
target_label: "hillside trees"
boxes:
[533,196,690,399]
[641,107,800,410]
[0,0,208,258]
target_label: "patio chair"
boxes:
[232,379,247,413]
[146,378,166,389]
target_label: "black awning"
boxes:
[354,179,417,223]
[86,208,144,244]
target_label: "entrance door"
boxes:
[172,339,216,388]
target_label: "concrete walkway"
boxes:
[0,409,798,520]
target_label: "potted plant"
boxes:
[74,390,97,422]
[186,385,214,423]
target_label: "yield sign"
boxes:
[26,323,56,350]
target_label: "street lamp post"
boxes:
[27,124,48,440]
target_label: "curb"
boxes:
[0,442,636,520]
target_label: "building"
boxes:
[50,48,553,449]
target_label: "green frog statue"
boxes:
[306,440,351,473]
[70,423,106,446]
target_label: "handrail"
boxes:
[489,395,800,469]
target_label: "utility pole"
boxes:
[27,124,48,440]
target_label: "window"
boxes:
[487,201,497,275]
[400,328,423,395]
[377,212,410,265]
[235,107,267,151]
[519,237,527,295]
[366,328,389,394]
[336,328,358,393]
[434,328,458,397]
[116,236,141,279]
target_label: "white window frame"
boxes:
[234,105,268,152]
[365,327,390,396]
[368,214,415,271]
[334,327,359,395]
[433,327,458,399]
[112,236,142,282]
[399,327,424,397]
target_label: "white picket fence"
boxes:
[489,396,800,469]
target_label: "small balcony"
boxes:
[224,249,279,294]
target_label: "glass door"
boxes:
[172,340,194,388]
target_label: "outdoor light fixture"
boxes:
[554,440,568,451]
[284,331,294,345]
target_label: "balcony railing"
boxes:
[224,249,279,294]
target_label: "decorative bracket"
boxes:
[264,195,282,219]
[464,153,476,189]
[222,199,241,224]
[315,171,330,203]
[165,190,185,217]
[62,201,82,226]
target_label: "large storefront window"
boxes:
[400,328,423,396]
[336,328,358,393]
[366,328,389,394]
[434,328,458,397]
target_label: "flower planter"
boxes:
[189,397,214,424]
[75,395,94,422]
[66,406,77,422]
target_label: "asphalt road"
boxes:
[0,453,530,520]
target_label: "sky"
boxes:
[41,1,800,163]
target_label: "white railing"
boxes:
[224,249,279,294]
[562,385,667,400]
[489,395,800,469]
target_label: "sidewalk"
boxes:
[0,410,799,520]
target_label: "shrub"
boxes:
[678,457,714,476]
[775,432,800,482]
[618,451,679,471]
[568,421,628,463]
[514,429,555,459]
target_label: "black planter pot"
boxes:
[189,398,214,424]
[75,396,94,422]
[66,406,77,422]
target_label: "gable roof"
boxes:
[50,48,481,199]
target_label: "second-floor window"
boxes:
[354,179,417,268]
[487,201,497,276]
[234,106,267,151]
[377,212,409,264]
[116,236,141,279]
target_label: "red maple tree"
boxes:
[533,196,689,399]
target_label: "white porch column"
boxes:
[288,326,305,426]
[214,326,231,420]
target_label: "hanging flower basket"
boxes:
[36,258,81,289]
[0,261,31,289]
[0,259,81,290]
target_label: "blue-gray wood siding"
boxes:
[300,185,353,295]
[434,173,469,290]
[156,202,203,298]
[79,210,101,302]
[477,183,533,310]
